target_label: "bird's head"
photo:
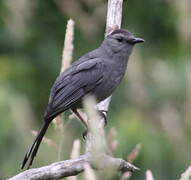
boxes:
[103,29,144,54]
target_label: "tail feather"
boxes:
[21,121,50,169]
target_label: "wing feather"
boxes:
[45,58,104,120]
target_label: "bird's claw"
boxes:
[82,129,88,140]
[99,110,108,127]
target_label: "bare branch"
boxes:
[7,155,138,180]
[7,155,87,180]
[105,0,123,34]
[97,0,123,120]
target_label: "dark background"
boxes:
[0,0,191,179]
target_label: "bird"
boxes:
[21,28,144,169]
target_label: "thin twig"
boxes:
[84,163,97,180]
[53,19,75,160]
[179,166,191,180]
[121,143,142,180]
[146,170,155,180]
[60,19,74,73]
[66,139,81,180]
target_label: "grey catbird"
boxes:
[21,29,144,169]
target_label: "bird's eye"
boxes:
[116,37,123,42]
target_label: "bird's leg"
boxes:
[71,109,88,139]
[71,109,89,139]
[82,110,107,139]
[98,110,108,127]
[71,108,88,128]
[71,109,107,139]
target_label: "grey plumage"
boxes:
[21,29,144,169]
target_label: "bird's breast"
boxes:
[93,60,127,102]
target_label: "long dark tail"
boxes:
[21,120,51,169]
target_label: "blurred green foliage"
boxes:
[0,0,191,179]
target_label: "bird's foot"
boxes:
[82,129,89,140]
[82,110,107,140]
[99,110,108,127]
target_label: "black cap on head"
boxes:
[110,29,133,37]
[109,29,145,44]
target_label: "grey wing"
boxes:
[44,59,105,120]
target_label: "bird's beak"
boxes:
[132,37,145,44]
